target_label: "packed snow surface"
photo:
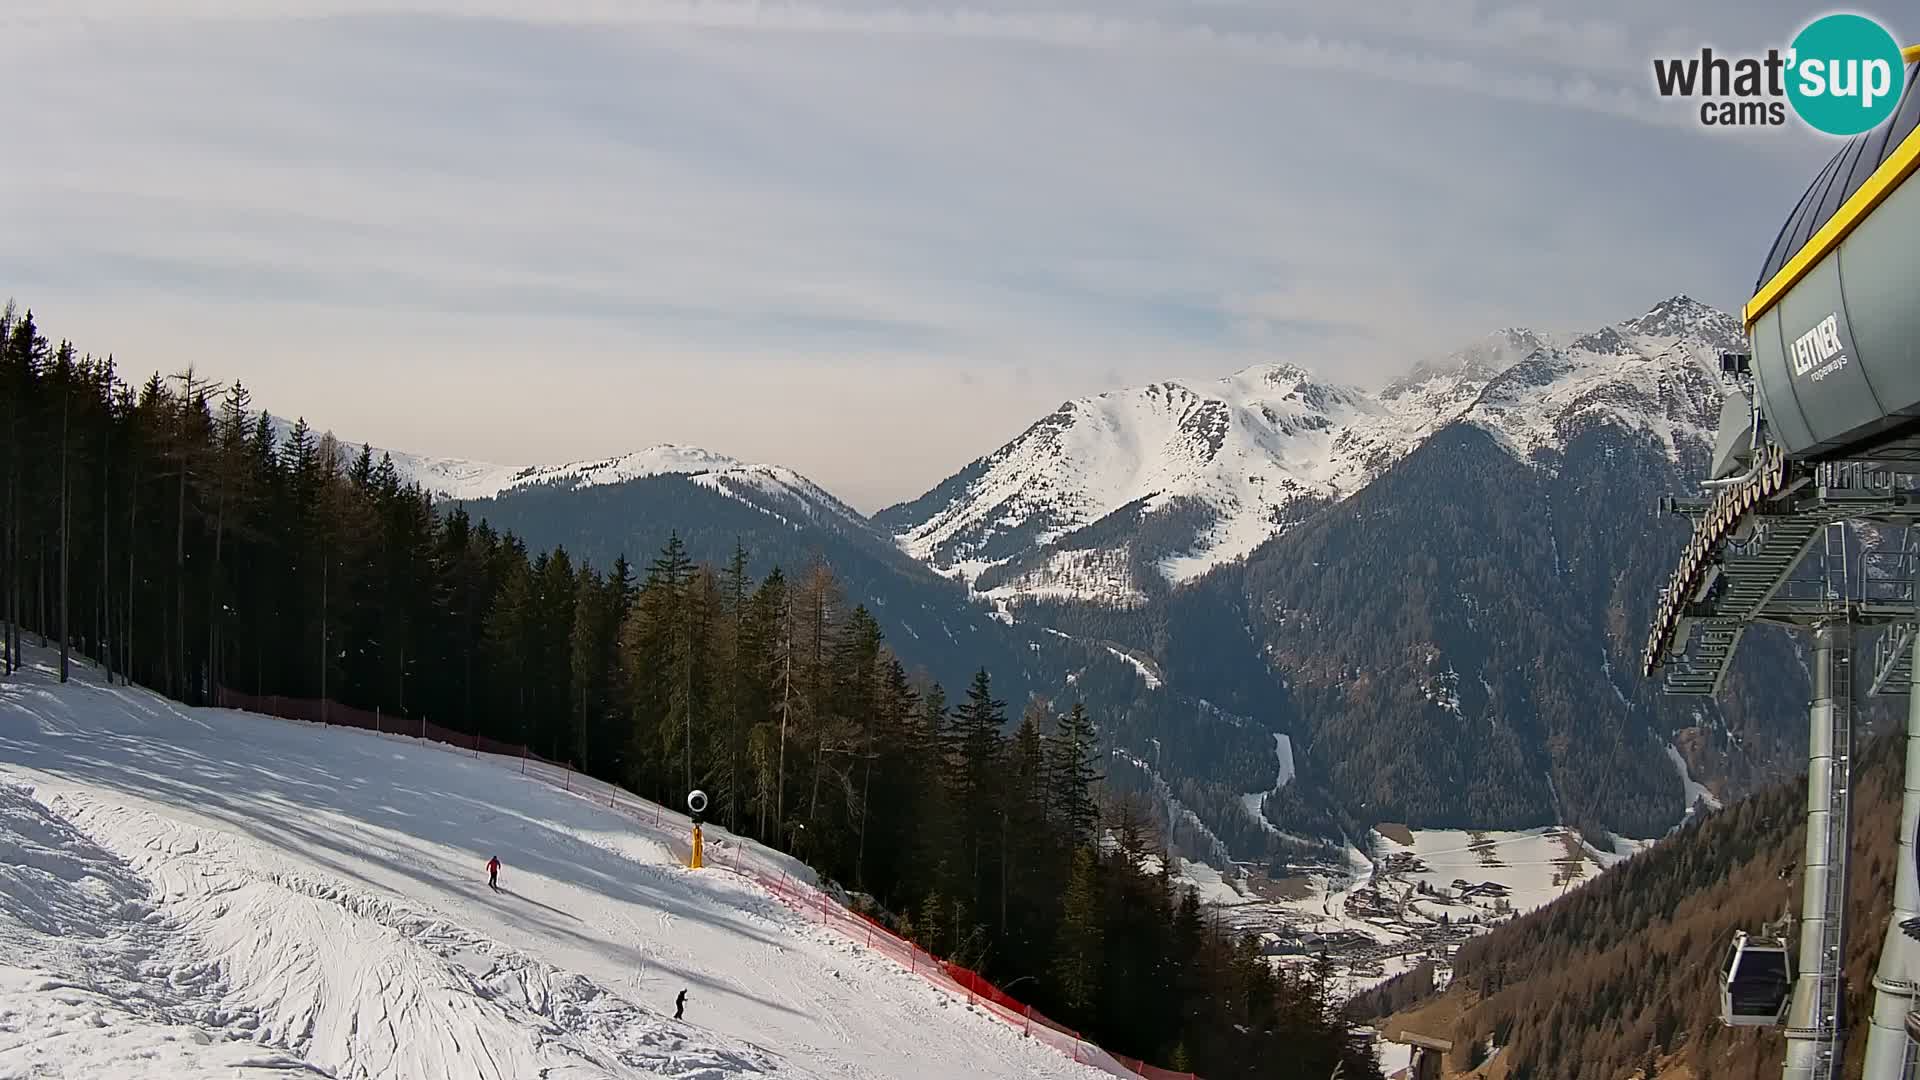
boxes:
[0,650,1104,1080]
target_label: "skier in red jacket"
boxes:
[487,855,501,890]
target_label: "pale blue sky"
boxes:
[1,1,1899,508]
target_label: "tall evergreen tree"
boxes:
[1049,701,1102,847]
[947,668,1007,917]
[1055,845,1103,1012]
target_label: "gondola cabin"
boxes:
[1721,930,1792,1027]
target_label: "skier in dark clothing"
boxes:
[487,855,500,890]
[675,989,687,1021]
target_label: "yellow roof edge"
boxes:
[1907,44,1920,62]
[1745,122,1920,331]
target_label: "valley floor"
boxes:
[1185,817,1652,1079]
[0,647,1108,1080]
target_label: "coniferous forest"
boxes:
[0,304,1381,1079]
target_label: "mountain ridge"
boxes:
[289,293,1739,610]
[878,294,1740,607]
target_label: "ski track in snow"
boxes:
[1666,744,1723,815]
[0,649,1106,1080]
[1237,734,1294,836]
[1101,647,1161,690]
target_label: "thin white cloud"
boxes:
[0,2,1844,507]
[0,0,1725,128]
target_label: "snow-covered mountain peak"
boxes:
[425,443,864,528]
[877,358,1449,600]
[1224,361,1318,392]
[1621,294,1743,346]
[886,298,1743,604]
[259,416,864,532]
[1462,298,1734,465]
[1386,328,1554,398]
[508,444,748,490]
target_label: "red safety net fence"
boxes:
[215,688,570,769]
[214,688,1198,1080]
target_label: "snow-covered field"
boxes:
[1374,1038,1415,1079]
[0,648,1105,1080]
[1371,826,1599,918]
[1169,859,1253,909]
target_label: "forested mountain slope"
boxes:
[1032,298,1817,839]
[1370,730,1907,1080]
[456,473,1060,702]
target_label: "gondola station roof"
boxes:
[1752,55,1920,307]
[1747,49,1920,462]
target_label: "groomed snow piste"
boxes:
[0,648,1107,1080]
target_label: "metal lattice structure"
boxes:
[1646,460,1920,697]
[1643,458,1920,1080]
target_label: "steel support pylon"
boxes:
[1786,621,1856,1080]
[1863,630,1920,1080]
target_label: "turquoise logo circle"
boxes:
[1786,14,1906,136]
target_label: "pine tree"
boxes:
[793,559,842,835]
[948,668,1007,914]
[486,551,537,742]
[1055,845,1103,1012]
[168,367,213,701]
[570,564,607,769]
[621,534,693,792]
[1049,701,1102,846]
[715,540,753,829]
[51,342,77,682]
[533,546,578,759]
[205,380,254,696]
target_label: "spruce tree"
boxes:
[947,668,1007,914]
[1055,845,1103,1012]
[1049,701,1101,846]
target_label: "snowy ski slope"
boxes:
[0,648,1108,1080]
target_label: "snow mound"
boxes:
[0,650,1103,1080]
